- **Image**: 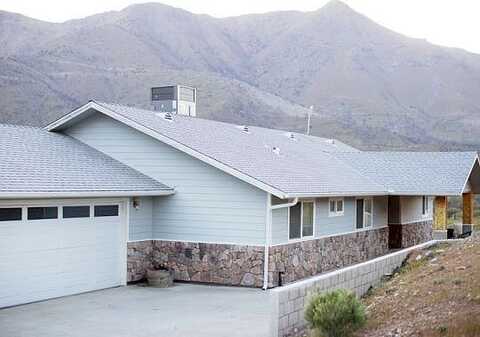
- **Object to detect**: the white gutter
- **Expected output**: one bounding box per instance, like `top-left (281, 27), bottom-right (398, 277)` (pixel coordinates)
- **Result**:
top-left (263, 196), bottom-right (299, 290)
top-left (0, 190), bottom-right (175, 199)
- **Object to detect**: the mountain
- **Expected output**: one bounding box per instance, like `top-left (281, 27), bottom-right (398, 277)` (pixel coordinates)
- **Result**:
top-left (1, 0), bottom-right (480, 150)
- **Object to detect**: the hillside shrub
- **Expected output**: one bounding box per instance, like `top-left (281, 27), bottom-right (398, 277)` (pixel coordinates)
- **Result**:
top-left (305, 289), bottom-right (366, 337)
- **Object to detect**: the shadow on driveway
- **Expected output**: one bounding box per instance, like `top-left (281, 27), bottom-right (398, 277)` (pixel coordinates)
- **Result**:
top-left (0, 284), bottom-right (272, 337)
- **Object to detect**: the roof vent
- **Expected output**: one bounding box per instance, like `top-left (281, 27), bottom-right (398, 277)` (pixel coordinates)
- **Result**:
top-left (286, 132), bottom-right (296, 140)
top-left (164, 112), bottom-right (173, 121)
top-left (272, 146), bottom-right (281, 155)
top-left (243, 125), bottom-right (249, 133)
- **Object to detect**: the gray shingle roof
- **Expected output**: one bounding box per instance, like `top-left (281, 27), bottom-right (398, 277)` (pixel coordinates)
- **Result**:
top-left (47, 101), bottom-right (478, 197)
top-left (0, 124), bottom-right (173, 196)
top-left (93, 102), bottom-right (390, 197)
top-left (334, 152), bottom-right (478, 196)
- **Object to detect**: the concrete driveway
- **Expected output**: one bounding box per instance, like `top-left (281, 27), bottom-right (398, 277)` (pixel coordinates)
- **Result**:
top-left (0, 284), bottom-right (272, 337)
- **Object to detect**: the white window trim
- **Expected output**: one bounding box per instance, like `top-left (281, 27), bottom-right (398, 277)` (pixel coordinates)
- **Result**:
top-left (364, 198), bottom-right (373, 228)
top-left (355, 197), bottom-right (374, 230)
top-left (328, 198), bottom-right (345, 217)
top-left (421, 196), bottom-right (430, 217)
top-left (288, 200), bottom-right (316, 241)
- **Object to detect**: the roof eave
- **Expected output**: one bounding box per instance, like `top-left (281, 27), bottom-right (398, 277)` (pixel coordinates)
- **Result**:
top-left (45, 101), bottom-right (98, 131)
top-left (461, 153), bottom-right (480, 194)
top-left (285, 190), bottom-right (468, 198)
top-left (284, 191), bottom-right (388, 198)
top-left (386, 191), bottom-right (463, 197)
top-left (0, 189), bottom-right (175, 199)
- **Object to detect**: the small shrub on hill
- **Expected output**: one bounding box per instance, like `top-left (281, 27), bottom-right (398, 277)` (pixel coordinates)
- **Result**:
top-left (305, 289), bottom-right (366, 337)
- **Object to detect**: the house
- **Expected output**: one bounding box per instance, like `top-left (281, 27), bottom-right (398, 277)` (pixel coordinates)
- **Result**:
top-left (1, 94), bottom-right (479, 308)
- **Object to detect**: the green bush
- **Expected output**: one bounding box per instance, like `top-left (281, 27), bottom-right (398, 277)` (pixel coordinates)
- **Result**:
top-left (305, 289), bottom-right (366, 337)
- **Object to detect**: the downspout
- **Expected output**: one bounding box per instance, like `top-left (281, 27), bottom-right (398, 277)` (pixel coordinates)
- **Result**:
top-left (263, 196), bottom-right (299, 290)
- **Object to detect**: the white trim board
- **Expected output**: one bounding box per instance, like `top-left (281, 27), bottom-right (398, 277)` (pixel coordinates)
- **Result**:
top-left (0, 190), bottom-right (174, 199)
top-left (126, 238), bottom-right (265, 247)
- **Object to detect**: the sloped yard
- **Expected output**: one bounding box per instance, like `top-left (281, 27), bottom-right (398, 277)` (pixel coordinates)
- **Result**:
top-left (356, 236), bottom-right (480, 337)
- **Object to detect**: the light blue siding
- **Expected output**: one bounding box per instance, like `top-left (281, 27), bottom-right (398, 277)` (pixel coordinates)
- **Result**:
top-left (65, 113), bottom-right (267, 245)
top-left (271, 196), bottom-right (389, 244)
top-left (316, 197), bottom-right (356, 236)
top-left (129, 197), bottom-right (153, 241)
top-left (372, 196), bottom-right (388, 227)
top-left (271, 207), bottom-right (288, 245)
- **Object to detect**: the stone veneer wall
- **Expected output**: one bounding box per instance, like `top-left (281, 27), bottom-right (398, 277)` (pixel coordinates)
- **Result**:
top-left (268, 227), bottom-right (389, 287)
top-left (127, 240), bottom-right (265, 287)
top-left (127, 241), bottom-right (154, 282)
top-left (270, 240), bottom-right (437, 337)
top-left (401, 220), bottom-right (433, 248)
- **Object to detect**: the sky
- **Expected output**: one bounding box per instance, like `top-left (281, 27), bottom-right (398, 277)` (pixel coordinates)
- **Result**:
top-left (1, 0), bottom-right (479, 54)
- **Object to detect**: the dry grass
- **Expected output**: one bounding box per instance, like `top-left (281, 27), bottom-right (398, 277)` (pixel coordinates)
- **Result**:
top-left (355, 237), bottom-right (480, 337)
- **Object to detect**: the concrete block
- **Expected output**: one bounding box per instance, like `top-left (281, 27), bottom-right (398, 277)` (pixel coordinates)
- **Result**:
top-left (299, 286), bottom-right (306, 297)
top-left (279, 315), bottom-right (289, 330)
top-left (279, 303), bottom-right (287, 317)
top-left (279, 291), bottom-right (289, 305)
top-left (288, 312), bottom-right (299, 327)
top-left (288, 288), bottom-right (299, 301)
top-left (286, 300), bottom-right (295, 314)
top-left (294, 297), bottom-right (303, 312)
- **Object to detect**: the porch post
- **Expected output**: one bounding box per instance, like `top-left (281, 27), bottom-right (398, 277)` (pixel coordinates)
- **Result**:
top-left (462, 192), bottom-right (474, 226)
top-left (433, 196), bottom-right (448, 240)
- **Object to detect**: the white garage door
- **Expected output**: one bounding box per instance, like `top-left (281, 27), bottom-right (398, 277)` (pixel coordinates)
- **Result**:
top-left (0, 199), bottom-right (127, 308)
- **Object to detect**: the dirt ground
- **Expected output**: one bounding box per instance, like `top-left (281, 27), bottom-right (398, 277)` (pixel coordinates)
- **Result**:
top-left (356, 236), bottom-right (480, 337)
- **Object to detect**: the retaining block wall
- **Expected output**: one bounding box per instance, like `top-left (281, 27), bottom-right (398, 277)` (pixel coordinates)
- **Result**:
top-left (269, 241), bottom-right (436, 337)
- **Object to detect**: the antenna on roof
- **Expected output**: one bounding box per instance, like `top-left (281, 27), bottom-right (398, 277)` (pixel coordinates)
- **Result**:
top-left (306, 106), bottom-right (313, 135)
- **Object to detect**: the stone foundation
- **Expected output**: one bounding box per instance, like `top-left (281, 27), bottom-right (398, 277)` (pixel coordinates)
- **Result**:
top-left (127, 240), bottom-right (265, 287)
top-left (151, 241), bottom-right (265, 287)
top-left (268, 227), bottom-right (389, 287)
top-left (389, 220), bottom-right (433, 249)
top-left (401, 220), bottom-right (433, 247)
top-left (127, 227), bottom-right (401, 288)
top-left (127, 241), bottom-right (154, 282)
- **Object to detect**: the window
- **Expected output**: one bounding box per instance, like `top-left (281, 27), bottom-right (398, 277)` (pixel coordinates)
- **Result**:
top-left (356, 198), bottom-right (372, 229)
top-left (289, 203), bottom-right (301, 239)
top-left (27, 207), bottom-right (58, 220)
top-left (0, 208), bottom-right (22, 221)
top-left (364, 198), bottom-right (373, 227)
top-left (422, 196), bottom-right (429, 215)
top-left (289, 201), bottom-right (314, 240)
top-left (328, 198), bottom-right (344, 216)
top-left (94, 205), bottom-right (119, 217)
top-left (302, 202), bottom-right (314, 237)
top-left (63, 206), bottom-right (90, 219)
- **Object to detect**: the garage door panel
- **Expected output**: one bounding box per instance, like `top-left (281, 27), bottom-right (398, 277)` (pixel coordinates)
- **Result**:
top-left (0, 200), bottom-right (126, 308)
